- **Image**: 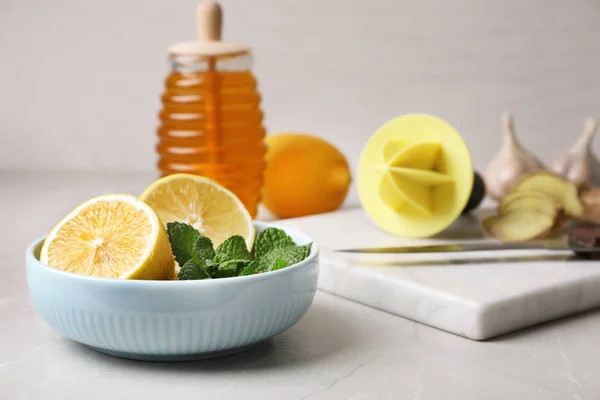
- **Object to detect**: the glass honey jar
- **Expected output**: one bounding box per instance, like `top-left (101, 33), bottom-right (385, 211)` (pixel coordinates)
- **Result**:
top-left (157, 1), bottom-right (266, 218)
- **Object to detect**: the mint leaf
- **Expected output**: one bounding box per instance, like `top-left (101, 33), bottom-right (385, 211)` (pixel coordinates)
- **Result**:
top-left (239, 260), bottom-right (259, 276)
top-left (271, 258), bottom-right (289, 271)
top-left (255, 228), bottom-right (294, 258)
top-left (214, 266), bottom-right (237, 278)
top-left (167, 222), bottom-right (201, 266)
top-left (257, 243), bottom-right (312, 272)
top-left (194, 236), bottom-right (215, 260)
top-left (215, 259), bottom-right (252, 278)
top-left (215, 236), bottom-right (252, 263)
top-left (214, 261), bottom-right (240, 278)
top-left (204, 258), bottom-right (219, 277)
top-left (298, 243), bottom-right (313, 258)
top-left (178, 259), bottom-right (210, 280)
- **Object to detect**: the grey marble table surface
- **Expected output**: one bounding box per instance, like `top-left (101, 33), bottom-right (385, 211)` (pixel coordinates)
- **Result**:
top-left (1, 171), bottom-right (600, 400)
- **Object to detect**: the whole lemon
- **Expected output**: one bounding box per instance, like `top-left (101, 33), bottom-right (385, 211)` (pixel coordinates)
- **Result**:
top-left (263, 133), bottom-right (351, 218)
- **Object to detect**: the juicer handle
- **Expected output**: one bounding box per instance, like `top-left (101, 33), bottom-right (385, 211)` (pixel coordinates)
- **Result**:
top-left (197, 1), bottom-right (222, 42)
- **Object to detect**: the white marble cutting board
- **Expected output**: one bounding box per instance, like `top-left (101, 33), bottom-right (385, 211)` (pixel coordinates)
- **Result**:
top-left (279, 208), bottom-right (600, 340)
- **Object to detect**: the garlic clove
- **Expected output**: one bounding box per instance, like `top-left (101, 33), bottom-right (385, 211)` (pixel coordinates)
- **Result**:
top-left (551, 118), bottom-right (600, 189)
top-left (589, 154), bottom-right (600, 187)
top-left (483, 113), bottom-right (545, 200)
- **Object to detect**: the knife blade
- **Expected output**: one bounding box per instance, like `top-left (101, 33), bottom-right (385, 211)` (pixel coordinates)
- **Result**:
top-left (336, 226), bottom-right (600, 258)
top-left (336, 242), bottom-right (573, 254)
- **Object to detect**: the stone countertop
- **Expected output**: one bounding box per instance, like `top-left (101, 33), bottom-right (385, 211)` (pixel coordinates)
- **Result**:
top-left (1, 171), bottom-right (600, 400)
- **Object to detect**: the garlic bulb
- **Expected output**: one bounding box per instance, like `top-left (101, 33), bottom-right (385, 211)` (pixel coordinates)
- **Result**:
top-left (580, 186), bottom-right (600, 223)
top-left (483, 113), bottom-right (545, 200)
top-left (551, 118), bottom-right (600, 189)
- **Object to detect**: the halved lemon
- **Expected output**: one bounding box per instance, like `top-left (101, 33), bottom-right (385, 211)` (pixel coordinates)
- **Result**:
top-left (40, 194), bottom-right (174, 280)
top-left (140, 174), bottom-right (255, 249)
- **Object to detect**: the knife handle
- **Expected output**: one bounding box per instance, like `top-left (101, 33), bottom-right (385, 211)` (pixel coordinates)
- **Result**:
top-left (568, 225), bottom-right (600, 259)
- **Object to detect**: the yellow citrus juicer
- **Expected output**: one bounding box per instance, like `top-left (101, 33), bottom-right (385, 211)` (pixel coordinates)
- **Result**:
top-left (358, 114), bottom-right (474, 238)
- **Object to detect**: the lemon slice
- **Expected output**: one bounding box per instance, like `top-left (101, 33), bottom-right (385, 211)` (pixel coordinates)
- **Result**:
top-left (140, 174), bottom-right (255, 249)
top-left (40, 194), bottom-right (174, 280)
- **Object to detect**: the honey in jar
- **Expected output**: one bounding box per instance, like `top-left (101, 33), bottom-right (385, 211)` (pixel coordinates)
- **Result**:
top-left (157, 1), bottom-right (265, 217)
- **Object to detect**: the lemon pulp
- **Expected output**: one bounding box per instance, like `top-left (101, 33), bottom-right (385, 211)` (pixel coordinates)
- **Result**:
top-left (40, 194), bottom-right (174, 280)
top-left (140, 174), bottom-right (255, 249)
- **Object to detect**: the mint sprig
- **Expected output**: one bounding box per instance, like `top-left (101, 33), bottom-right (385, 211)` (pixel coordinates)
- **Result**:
top-left (166, 222), bottom-right (312, 280)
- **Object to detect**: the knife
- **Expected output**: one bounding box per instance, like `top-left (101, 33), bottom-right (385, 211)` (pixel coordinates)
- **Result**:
top-left (336, 227), bottom-right (600, 259)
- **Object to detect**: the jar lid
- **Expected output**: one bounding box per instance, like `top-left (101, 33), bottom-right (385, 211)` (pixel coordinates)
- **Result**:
top-left (169, 1), bottom-right (250, 57)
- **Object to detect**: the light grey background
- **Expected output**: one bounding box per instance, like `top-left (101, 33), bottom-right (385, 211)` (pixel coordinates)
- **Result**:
top-left (1, 0), bottom-right (600, 173)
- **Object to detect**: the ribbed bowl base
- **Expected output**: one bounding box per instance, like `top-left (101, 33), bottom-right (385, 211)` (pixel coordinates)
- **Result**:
top-left (88, 341), bottom-right (263, 361)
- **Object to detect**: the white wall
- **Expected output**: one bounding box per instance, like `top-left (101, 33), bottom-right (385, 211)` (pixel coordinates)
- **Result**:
top-left (2, 0), bottom-right (600, 173)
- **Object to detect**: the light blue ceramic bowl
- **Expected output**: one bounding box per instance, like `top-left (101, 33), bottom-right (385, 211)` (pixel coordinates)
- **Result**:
top-left (26, 222), bottom-right (319, 361)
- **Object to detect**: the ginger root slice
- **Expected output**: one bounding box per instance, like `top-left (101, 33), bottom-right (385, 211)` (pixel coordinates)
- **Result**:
top-left (514, 172), bottom-right (583, 218)
top-left (482, 211), bottom-right (555, 242)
